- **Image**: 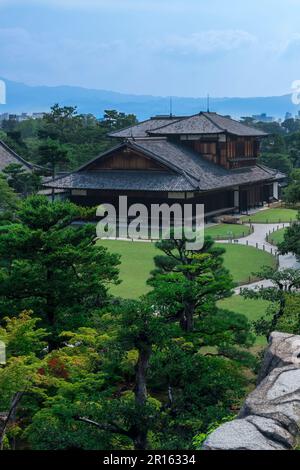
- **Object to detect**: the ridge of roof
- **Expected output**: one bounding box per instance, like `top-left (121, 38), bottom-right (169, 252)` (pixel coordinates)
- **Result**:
top-left (148, 111), bottom-right (267, 137)
top-left (108, 118), bottom-right (153, 137)
top-left (0, 139), bottom-right (34, 169)
top-left (201, 112), bottom-right (268, 136)
top-left (108, 116), bottom-right (183, 138)
top-left (149, 114), bottom-right (222, 136)
top-left (144, 114), bottom-right (193, 133)
top-left (200, 112), bottom-right (226, 132)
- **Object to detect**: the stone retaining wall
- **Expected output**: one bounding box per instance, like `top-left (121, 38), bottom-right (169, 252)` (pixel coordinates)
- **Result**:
top-left (203, 332), bottom-right (300, 450)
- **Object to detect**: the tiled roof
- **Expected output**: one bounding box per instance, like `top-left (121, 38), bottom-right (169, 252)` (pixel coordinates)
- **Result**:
top-left (201, 112), bottom-right (267, 137)
top-left (131, 139), bottom-right (279, 190)
top-left (108, 116), bottom-right (182, 138)
top-left (44, 171), bottom-right (195, 192)
top-left (45, 138), bottom-right (282, 193)
top-left (0, 140), bottom-right (34, 172)
top-left (149, 112), bottom-right (267, 137)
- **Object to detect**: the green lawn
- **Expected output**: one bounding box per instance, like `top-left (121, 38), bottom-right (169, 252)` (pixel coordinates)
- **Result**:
top-left (218, 296), bottom-right (270, 346)
top-left (240, 208), bottom-right (298, 224)
top-left (267, 227), bottom-right (286, 246)
top-left (205, 224), bottom-right (251, 240)
top-left (99, 240), bottom-right (276, 299)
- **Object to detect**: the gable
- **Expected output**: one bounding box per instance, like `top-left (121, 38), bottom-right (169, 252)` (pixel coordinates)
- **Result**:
top-left (83, 146), bottom-right (170, 172)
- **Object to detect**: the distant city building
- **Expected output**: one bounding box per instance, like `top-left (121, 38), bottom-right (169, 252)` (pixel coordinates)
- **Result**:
top-left (252, 113), bottom-right (275, 123)
top-left (285, 112), bottom-right (293, 121)
top-left (32, 112), bottom-right (46, 119)
top-left (0, 111), bottom-right (46, 123)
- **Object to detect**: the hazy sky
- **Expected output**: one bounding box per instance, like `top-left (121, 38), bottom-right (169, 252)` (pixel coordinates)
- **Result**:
top-left (1, 0), bottom-right (300, 97)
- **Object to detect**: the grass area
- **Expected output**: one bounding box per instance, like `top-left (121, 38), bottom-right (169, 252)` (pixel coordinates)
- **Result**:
top-left (205, 224), bottom-right (251, 240)
top-left (99, 240), bottom-right (276, 299)
top-left (240, 208), bottom-right (298, 224)
top-left (267, 227), bottom-right (286, 246)
top-left (218, 296), bottom-right (270, 346)
top-left (219, 244), bottom-right (276, 285)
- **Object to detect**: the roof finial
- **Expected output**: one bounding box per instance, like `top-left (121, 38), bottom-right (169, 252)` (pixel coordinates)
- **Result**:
top-left (169, 96), bottom-right (173, 117)
top-left (207, 93), bottom-right (210, 113)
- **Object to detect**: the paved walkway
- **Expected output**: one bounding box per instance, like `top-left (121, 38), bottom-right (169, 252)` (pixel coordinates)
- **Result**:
top-left (215, 222), bottom-right (300, 293)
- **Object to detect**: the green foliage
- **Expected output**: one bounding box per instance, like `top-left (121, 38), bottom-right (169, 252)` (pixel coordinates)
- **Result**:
top-left (276, 294), bottom-right (300, 334)
top-left (259, 153), bottom-right (292, 175)
top-left (1, 104), bottom-right (138, 171)
top-left (283, 170), bottom-right (300, 205)
top-left (37, 139), bottom-right (69, 175)
top-left (0, 195), bottom-right (120, 347)
top-left (241, 268), bottom-right (300, 337)
top-left (0, 311), bottom-right (47, 357)
top-left (148, 236), bottom-right (235, 332)
top-left (279, 213), bottom-right (300, 257)
top-left (3, 163), bottom-right (41, 196)
top-left (0, 175), bottom-right (19, 212)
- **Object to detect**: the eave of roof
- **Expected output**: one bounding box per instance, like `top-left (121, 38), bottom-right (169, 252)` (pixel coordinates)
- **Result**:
top-left (43, 170), bottom-right (196, 192)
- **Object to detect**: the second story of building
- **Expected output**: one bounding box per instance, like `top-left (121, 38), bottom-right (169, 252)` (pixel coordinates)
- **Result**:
top-left (109, 111), bottom-right (267, 171)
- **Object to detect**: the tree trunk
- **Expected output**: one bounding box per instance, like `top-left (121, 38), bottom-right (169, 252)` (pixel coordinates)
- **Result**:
top-left (51, 165), bottom-right (55, 203)
top-left (179, 301), bottom-right (195, 332)
top-left (132, 343), bottom-right (152, 450)
top-left (134, 343), bottom-right (152, 407)
top-left (270, 295), bottom-right (286, 333)
top-left (133, 430), bottom-right (148, 451)
top-left (0, 392), bottom-right (23, 450)
top-left (46, 269), bottom-right (58, 352)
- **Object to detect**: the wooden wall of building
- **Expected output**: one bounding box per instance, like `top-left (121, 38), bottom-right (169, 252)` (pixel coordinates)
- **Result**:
top-left (85, 149), bottom-right (167, 171)
top-left (187, 136), bottom-right (260, 169)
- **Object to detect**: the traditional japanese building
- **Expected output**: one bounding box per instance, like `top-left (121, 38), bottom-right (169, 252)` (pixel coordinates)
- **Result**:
top-left (44, 112), bottom-right (285, 217)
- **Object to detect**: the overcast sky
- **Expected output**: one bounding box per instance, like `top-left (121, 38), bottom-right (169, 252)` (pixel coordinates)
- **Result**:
top-left (1, 0), bottom-right (300, 97)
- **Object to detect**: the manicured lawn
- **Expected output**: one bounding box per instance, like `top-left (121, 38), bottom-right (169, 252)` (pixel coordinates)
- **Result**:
top-left (205, 224), bottom-right (251, 240)
top-left (267, 227), bottom-right (286, 246)
top-left (240, 208), bottom-right (298, 224)
top-left (99, 240), bottom-right (276, 299)
top-left (101, 240), bottom-right (157, 299)
top-left (218, 244), bottom-right (276, 285)
top-left (218, 296), bottom-right (271, 346)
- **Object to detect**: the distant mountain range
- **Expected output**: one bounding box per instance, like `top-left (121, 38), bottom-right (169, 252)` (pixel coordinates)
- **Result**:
top-left (1, 77), bottom-right (300, 120)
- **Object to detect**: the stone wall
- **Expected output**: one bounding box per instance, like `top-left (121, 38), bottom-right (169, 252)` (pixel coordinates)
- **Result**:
top-left (203, 332), bottom-right (300, 450)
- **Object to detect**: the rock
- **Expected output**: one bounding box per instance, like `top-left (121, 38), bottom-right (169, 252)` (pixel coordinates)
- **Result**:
top-left (203, 331), bottom-right (300, 451)
top-left (257, 332), bottom-right (300, 383)
top-left (239, 364), bottom-right (300, 436)
top-left (202, 420), bottom-right (286, 450)
top-left (245, 416), bottom-right (293, 449)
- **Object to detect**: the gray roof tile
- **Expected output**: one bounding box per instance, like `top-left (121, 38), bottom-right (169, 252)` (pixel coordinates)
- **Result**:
top-left (44, 171), bottom-right (195, 192)
top-left (108, 116), bottom-right (181, 138)
top-left (149, 112), bottom-right (267, 137)
top-left (0, 140), bottom-right (34, 171)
